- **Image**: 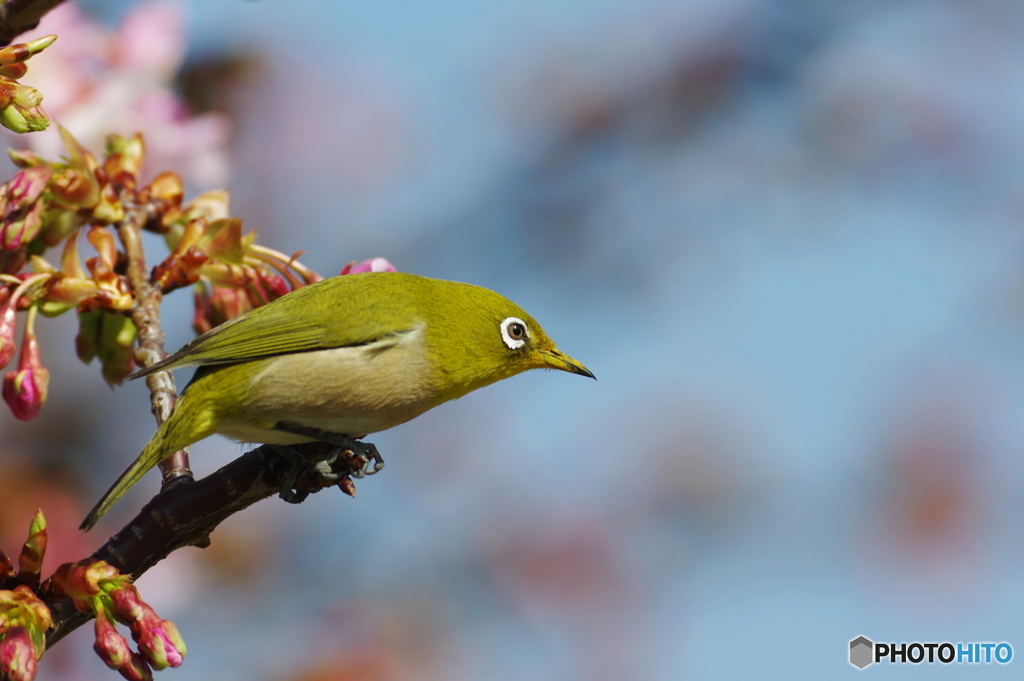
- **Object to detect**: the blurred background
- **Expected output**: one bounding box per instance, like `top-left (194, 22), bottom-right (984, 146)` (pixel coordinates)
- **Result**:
top-left (2, 0), bottom-right (1024, 678)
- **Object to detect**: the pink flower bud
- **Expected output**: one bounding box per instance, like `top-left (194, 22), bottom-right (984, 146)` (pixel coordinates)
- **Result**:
top-left (0, 291), bottom-right (15, 370)
top-left (6, 150), bottom-right (43, 169)
top-left (109, 588), bottom-right (185, 670)
top-left (2, 585), bottom-right (52, 634)
top-left (0, 166), bottom-right (51, 250)
top-left (132, 618), bottom-right (185, 670)
top-left (339, 257), bottom-right (397, 275)
top-left (192, 282), bottom-right (250, 334)
top-left (107, 586), bottom-right (144, 623)
top-left (6, 166), bottom-right (50, 211)
top-left (119, 651), bottom-right (153, 681)
top-left (94, 608), bottom-right (131, 669)
top-left (0, 627), bottom-right (36, 681)
top-left (2, 361), bottom-right (48, 421)
top-left (2, 326), bottom-right (48, 421)
top-left (255, 268), bottom-right (290, 301)
top-left (93, 608), bottom-right (154, 681)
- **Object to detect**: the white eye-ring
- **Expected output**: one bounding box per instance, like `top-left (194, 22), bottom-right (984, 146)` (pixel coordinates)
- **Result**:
top-left (500, 317), bottom-right (528, 349)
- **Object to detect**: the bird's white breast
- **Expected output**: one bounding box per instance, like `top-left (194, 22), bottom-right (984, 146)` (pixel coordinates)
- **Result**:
top-left (216, 325), bottom-right (438, 443)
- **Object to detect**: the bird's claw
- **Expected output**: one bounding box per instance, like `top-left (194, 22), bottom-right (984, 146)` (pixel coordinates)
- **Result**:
top-left (351, 442), bottom-right (385, 479)
top-left (312, 449), bottom-right (341, 482)
top-left (269, 435), bottom-right (383, 502)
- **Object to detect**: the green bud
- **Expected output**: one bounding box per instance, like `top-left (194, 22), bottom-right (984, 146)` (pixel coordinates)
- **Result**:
top-left (0, 102), bottom-right (48, 134)
top-left (39, 209), bottom-right (86, 248)
top-left (0, 35), bottom-right (57, 66)
top-left (7, 149), bottom-right (44, 168)
top-left (11, 83), bottom-right (41, 109)
top-left (17, 510), bottom-right (46, 587)
top-left (97, 313), bottom-right (137, 385)
top-left (75, 311), bottom-right (102, 364)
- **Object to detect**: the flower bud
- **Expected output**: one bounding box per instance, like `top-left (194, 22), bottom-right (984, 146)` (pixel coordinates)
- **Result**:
top-left (109, 590), bottom-right (185, 670)
top-left (16, 511), bottom-right (46, 588)
top-left (10, 84), bottom-right (40, 109)
top-left (92, 607), bottom-right (155, 681)
top-left (93, 608), bottom-right (131, 669)
top-left (246, 267), bottom-right (290, 307)
top-left (197, 218), bottom-right (243, 262)
top-left (0, 99), bottom-right (49, 134)
top-left (0, 166), bottom-right (53, 250)
top-left (184, 190), bottom-right (229, 222)
top-left (0, 627), bottom-right (36, 681)
top-left (44, 277), bottom-right (99, 308)
top-left (91, 179), bottom-right (124, 225)
top-left (2, 355), bottom-right (48, 421)
top-left (0, 35), bottom-right (57, 67)
top-left (192, 281), bottom-right (250, 334)
top-left (50, 167), bottom-right (98, 209)
top-left (0, 290), bottom-right (15, 370)
top-left (134, 618), bottom-right (185, 670)
top-left (86, 226), bottom-right (119, 274)
top-left (38, 209), bottom-right (85, 249)
top-left (144, 172), bottom-right (183, 206)
top-left (340, 257), bottom-right (397, 275)
top-left (119, 651), bottom-right (153, 681)
top-left (0, 63), bottom-right (26, 80)
top-left (2, 311), bottom-right (48, 421)
top-left (75, 311), bottom-right (101, 365)
top-left (49, 560), bottom-right (122, 602)
top-left (0, 586), bottom-right (50, 681)
top-left (6, 150), bottom-right (43, 169)
top-left (96, 314), bottom-right (137, 386)
top-left (103, 134), bottom-right (145, 190)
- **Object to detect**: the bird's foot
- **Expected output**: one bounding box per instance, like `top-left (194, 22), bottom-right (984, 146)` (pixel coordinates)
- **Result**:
top-left (350, 441), bottom-right (385, 479)
top-left (274, 422), bottom-right (386, 478)
top-left (272, 422), bottom-right (386, 492)
top-left (269, 444), bottom-right (313, 503)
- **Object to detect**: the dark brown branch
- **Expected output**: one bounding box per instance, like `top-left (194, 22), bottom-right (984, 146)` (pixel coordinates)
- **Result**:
top-left (0, 0), bottom-right (64, 46)
top-left (46, 441), bottom-right (366, 646)
top-left (118, 200), bottom-right (193, 484)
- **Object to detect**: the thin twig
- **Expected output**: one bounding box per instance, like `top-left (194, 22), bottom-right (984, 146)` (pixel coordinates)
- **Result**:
top-left (117, 202), bottom-right (193, 484)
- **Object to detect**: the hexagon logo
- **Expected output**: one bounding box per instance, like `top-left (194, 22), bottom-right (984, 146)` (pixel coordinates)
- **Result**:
top-left (850, 636), bottom-right (874, 669)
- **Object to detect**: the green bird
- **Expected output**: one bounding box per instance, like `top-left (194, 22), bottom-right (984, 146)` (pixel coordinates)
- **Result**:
top-left (81, 271), bottom-right (593, 530)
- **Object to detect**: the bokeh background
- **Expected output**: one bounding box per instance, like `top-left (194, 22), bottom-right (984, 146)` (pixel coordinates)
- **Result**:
top-left (2, 0), bottom-right (1024, 678)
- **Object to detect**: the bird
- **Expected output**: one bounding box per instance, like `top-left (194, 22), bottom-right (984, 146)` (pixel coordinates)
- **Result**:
top-left (81, 271), bottom-right (593, 530)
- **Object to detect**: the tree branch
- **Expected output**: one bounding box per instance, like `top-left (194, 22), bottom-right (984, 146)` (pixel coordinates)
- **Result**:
top-left (0, 0), bottom-right (64, 46)
top-left (46, 441), bottom-right (366, 646)
top-left (117, 202), bottom-right (192, 484)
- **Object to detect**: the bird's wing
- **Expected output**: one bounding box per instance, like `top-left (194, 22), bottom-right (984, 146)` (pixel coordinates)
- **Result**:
top-left (132, 274), bottom-right (420, 378)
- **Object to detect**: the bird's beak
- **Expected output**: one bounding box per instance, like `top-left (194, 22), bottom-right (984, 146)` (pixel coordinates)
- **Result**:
top-left (540, 349), bottom-right (596, 379)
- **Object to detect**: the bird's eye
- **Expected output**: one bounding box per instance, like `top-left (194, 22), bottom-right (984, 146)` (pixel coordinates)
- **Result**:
top-left (500, 317), bottom-right (528, 349)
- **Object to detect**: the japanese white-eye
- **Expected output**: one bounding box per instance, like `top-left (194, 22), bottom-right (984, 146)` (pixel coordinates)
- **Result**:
top-left (81, 272), bottom-right (593, 530)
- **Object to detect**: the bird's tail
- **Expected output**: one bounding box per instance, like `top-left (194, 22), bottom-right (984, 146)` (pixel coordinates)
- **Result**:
top-left (80, 403), bottom-right (211, 531)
